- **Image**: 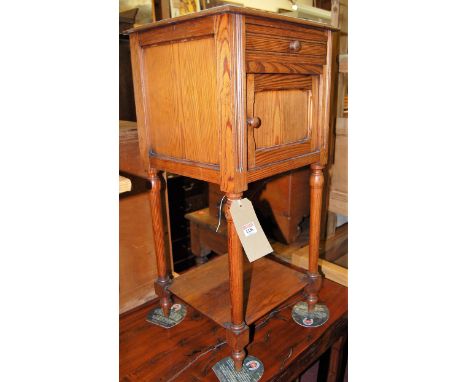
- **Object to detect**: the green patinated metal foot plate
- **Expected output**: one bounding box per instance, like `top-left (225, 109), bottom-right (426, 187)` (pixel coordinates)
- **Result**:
top-left (292, 302), bottom-right (329, 328)
top-left (213, 355), bottom-right (264, 381)
top-left (146, 303), bottom-right (186, 328)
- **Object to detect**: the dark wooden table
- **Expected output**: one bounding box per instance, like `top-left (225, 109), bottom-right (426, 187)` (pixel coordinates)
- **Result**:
top-left (120, 278), bottom-right (347, 381)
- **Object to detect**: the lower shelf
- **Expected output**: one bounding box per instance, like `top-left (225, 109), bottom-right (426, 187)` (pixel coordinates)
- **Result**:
top-left (169, 255), bottom-right (308, 327)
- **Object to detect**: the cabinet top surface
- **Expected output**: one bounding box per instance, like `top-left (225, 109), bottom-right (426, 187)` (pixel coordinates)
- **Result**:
top-left (126, 4), bottom-right (339, 35)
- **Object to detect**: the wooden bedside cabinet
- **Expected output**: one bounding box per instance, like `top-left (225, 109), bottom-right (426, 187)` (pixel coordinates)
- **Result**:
top-left (128, 5), bottom-right (338, 372)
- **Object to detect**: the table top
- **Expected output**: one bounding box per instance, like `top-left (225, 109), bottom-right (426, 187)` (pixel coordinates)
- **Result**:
top-left (126, 4), bottom-right (339, 35)
top-left (120, 278), bottom-right (347, 381)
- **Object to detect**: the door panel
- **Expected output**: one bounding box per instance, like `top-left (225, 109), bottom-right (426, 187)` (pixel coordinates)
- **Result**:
top-left (253, 89), bottom-right (310, 148)
top-left (247, 73), bottom-right (320, 169)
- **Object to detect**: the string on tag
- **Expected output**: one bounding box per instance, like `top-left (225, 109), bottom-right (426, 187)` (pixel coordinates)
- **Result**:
top-left (215, 195), bottom-right (226, 233)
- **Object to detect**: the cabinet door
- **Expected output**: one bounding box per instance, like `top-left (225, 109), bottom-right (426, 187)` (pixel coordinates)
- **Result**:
top-left (247, 73), bottom-right (321, 169)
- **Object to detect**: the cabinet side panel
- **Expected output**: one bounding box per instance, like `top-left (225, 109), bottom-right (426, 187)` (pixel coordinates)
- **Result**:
top-left (143, 37), bottom-right (219, 165)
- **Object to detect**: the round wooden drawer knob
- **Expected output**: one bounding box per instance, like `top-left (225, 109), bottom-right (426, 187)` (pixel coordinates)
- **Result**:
top-left (289, 40), bottom-right (302, 52)
top-left (247, 116), bottom-right (261, 128)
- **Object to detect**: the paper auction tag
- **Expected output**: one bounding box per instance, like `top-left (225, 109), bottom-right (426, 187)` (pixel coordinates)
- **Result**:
top-left (229, 198), bottom-right (273, 262)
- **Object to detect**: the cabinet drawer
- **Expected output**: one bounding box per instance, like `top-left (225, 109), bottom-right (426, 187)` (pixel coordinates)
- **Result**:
top-left (246, 33), bottom-right (327, 57)
top-left (245, 19), bottom-right (327, 74)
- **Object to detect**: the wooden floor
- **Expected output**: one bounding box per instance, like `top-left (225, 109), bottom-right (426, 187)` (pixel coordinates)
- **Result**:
top-left (120, 278), bottom-right (347, 381)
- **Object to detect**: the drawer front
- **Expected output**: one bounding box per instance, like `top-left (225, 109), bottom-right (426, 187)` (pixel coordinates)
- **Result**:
top-left (245, 18), bottom-right (327, 75)
top-left (246, 33), bottom-right (327, 57)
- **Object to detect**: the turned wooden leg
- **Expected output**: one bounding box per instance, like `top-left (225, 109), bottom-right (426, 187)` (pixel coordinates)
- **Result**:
top-left (148, 168), bottom-right (172, 317)
top-left (224, 192), bottom-right (249, 372)
top-left (306, 164), bottom-right (325, 313)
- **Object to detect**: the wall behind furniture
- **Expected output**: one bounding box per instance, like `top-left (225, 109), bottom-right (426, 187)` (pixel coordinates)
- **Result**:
top-left (120, 0), bottom-right (316, 25)
top-left (233, 0), bottom-right (313, 12)
top-left (120, 0), bottom-right (153, 24)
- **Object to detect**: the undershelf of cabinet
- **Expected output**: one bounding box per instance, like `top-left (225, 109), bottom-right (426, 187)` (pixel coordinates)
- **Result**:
top-left (169, 254), bottom-right (308, 327)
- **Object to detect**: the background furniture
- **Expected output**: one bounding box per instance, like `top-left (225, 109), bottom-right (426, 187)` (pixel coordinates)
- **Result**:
top-left (322, 0), bottom-right (347, 271)
top-left (119, 121), bottom-right (209, 313)
top-left (167, 175), bottom-right (208, 271)
top-left (120, 121), bottom-right (160, 313)
top-left (209, 167), bottom-right (310, 244)
top-left (185, 207), bottom-right (348, 286)
top-left (326, 53), bottom-right (347, 231)
top-left (128, 5), bottom-right (339, 370)
top-left (120, 11), bottom-right (138, 122)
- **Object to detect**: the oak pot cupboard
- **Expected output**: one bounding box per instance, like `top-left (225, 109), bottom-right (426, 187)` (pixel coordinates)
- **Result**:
top-left (127, 5), bottom-right (338, 372)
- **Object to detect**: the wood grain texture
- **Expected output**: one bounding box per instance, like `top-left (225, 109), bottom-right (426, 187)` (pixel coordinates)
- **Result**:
top-left (245, 18), bottom-right (328, 43)
top-left (246, 59), bottom-right (324, 75)
top-left (130, 7), bottom-right (336, 186)
top-left (246, 74), bottom-right (256, 170)
top-left (246, 33), bottom-right (327, 57)
top-left (310, 75), bottom-right (321, 153)
top-left (215, 13), bottom-right (248, 193)
top-left (319, 31), bottom-right (339, 166)
top-left (129, 34), bottom-right (150, 173)
top-left (169, 254), bottom-right (308, 327)
top-left (305, 164), bottom-right (325, 312)
top-left (246, 24), bottom-right (327, 74)
top-left (225, 192), bottom-right (244, 327)
top-left (309, 165), bottom-right (325, 274)
top-left (247, 71), bottom-right (322, 172)
top-left (254, 74), bottom-right (312, 92)
top-left (247, 152), bottom-right (321, 183)
top-left (247, 73), bottom-right (317, 171)
top-left (254, 90), bottom-right (309, 148)
top-left (148, 169), bottom-right (172, 317)
top-left (144, 37), bottom-right (219, 165)
top-left (119, 192), bottom-right (157, 314)
top-left (120, 279), bottom-right (347, 381)
top-left (150, 156), bottom-right (220, 184)
top-left (224, 192), bottom-right (247, 370)
top-left (254, 142), bottom-right (314, 167)
top-left (246, 50), bottom-right (326, 68)
top-left (127, 8), bottom-right (338, 369)
top-left (138, 15), bottom-right (214, 46)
